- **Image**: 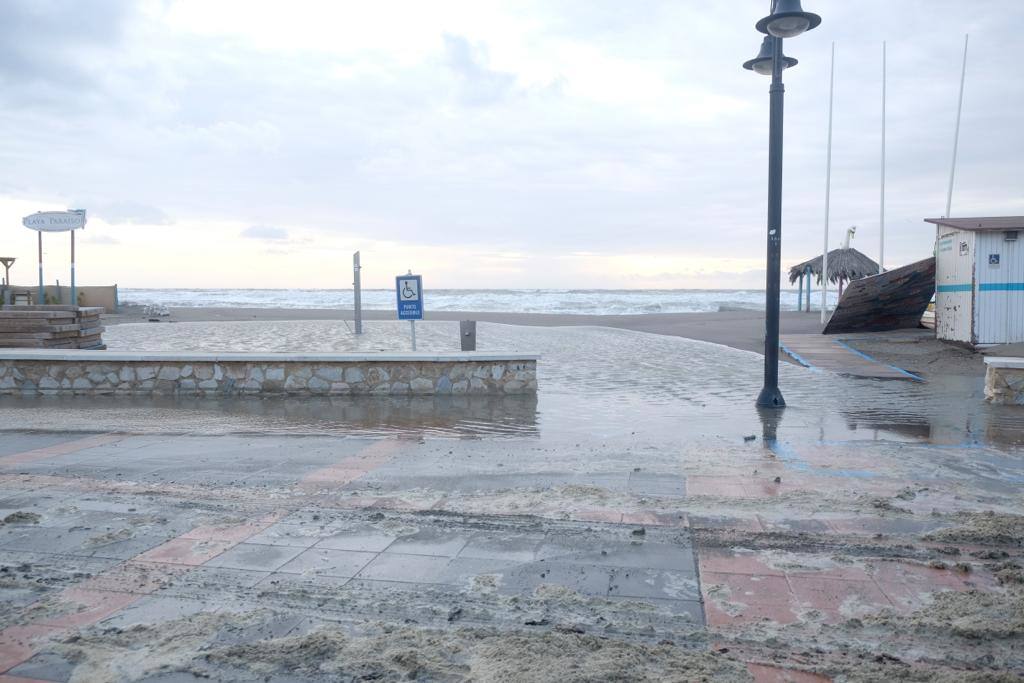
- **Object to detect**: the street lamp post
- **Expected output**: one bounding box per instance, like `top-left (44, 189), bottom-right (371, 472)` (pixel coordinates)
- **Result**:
top-left (744, 0), bottom-right (820, 409)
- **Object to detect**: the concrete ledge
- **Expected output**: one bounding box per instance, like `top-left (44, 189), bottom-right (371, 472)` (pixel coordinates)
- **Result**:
top-left (984, 357), bottom-right (1024, 405)
top-left (984, 357), bottom-right (1024, 369)
top-left (0, 350), bottom-right (539, 363)
top-left (0, 352), bottom-right (538, 397)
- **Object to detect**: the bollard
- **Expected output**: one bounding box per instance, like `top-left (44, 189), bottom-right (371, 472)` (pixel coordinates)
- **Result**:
top-left (460, 320), bottom-right (476, 351)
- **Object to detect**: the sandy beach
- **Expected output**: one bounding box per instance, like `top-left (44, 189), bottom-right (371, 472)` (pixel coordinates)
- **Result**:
top-left (107, 305), bottom-right (826, 355)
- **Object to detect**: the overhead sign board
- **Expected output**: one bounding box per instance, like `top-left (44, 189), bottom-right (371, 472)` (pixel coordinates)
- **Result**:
top-left (396, 274), bottom-right (423, 320)
top-left (22, 210), bottom-right (87, 232)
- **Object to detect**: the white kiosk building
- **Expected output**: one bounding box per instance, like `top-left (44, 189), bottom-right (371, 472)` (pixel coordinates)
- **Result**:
top-left (926, 216), bottom-right (1024, 346)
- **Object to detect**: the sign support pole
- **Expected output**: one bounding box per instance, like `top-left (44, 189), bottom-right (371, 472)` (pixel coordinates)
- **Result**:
top-left (353, 251), bottom-right (363, 335)
top-left (70, 230), bottom-right (76, 306)
top-left (37, 232), bottom-right (44, 304)
top-left (410, 320), bottom-right (417, 351)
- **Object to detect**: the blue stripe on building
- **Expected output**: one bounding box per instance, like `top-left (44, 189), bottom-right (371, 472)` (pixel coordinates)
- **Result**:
top-left (936, 284), bottom-right (972, 293)
top-left (979, 282), bottom-right (1024, 292)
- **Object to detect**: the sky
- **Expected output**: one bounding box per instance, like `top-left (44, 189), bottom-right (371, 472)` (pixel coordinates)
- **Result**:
top-left (0, 0), bottom-right (1021, 290)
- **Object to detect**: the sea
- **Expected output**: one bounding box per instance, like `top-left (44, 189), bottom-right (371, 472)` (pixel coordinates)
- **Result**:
top-left (119, 288), bottom-right (840, 316)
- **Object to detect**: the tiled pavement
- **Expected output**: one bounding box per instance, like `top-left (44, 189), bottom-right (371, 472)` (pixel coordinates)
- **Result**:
top-left (0, 431), bottom-right (1017, 681)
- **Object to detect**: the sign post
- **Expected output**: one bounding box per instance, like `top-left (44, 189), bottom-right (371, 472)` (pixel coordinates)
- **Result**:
top-left (395, 272), bottom-right (423, 351)
top-left (353, 251), bottom-right (363, 335)
top-left (22, 210), bottom-right (87, 306)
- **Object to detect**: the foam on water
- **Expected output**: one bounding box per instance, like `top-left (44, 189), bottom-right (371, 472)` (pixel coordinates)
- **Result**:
top-left (119, 288), bottom-right (842, 315)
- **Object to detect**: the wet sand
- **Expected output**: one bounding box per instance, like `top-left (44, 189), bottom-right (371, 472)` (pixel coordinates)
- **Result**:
top-left (108, 305), bottom-right (825, 355)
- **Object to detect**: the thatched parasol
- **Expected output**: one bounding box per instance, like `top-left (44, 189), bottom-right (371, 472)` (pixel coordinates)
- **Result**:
top-left (788, 248), bottom-right (879, 285)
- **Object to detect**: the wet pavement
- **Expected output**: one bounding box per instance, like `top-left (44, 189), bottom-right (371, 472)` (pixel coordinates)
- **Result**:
top-left (0, 322), bottom-right (1021, 680)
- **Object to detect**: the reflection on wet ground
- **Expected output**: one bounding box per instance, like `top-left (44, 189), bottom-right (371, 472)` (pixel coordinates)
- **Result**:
top-left (0, 320), bottom-right (1019, 449)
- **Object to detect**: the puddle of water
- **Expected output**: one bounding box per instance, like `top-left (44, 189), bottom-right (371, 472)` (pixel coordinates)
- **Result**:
top-left (0, 320), bottom-right (1019, 449)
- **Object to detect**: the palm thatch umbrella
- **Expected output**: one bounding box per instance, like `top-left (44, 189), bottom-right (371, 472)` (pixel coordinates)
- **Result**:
top-left (789, 248), bottom-right (879, 297)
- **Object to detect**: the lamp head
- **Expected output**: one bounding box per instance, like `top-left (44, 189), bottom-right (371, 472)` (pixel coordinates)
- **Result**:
top-left (743, 36), bottom-right (797, 75)
top-left (756, 0), bottom-right (821, 38)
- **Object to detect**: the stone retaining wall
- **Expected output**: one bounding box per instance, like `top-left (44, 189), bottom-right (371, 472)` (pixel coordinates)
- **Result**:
top-left (984, 358), bottom-right (1024, 405)
top-left (0, 351), bottom-right (538, 396)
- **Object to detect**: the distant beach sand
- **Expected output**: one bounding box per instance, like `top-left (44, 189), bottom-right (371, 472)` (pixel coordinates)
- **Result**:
top-left (106, 305), bottom-right (824, 355)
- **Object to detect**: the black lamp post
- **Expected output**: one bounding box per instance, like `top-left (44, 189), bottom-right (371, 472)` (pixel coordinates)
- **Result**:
top-left (744, 0), bottom-right (820, 409)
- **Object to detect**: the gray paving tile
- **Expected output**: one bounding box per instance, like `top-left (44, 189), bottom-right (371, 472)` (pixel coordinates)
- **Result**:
top-left (458, 532), bottom-right (542, 562)
top-left (356, 553), bottom-right (451, 583)
top-left (99, 595), bottom-right (214, 628)
top-left (627, 472), bottom-right (686, 497)
top-left (244, 522), bottom-right (325, 548)
top-left (277, 548), bottom-right (376, 578)
top-left (256, 572), bottom-right (353, 597)
top-left (436, 557), bottom-right (516, 586)
top-left (157, 567), bottom-right (270, 597)
top-left (386, 529), bottom-right (469, 557)
top-left (204, 543), bottom-right (306, 572)
top-left (608, 567), bottom-right (700, 601)
top-left (605, 596), bottom-right (705, 624)
top-left (8, 650), bottom-right (76, 682)
top-left (316, 529), bottom-right (397, 553)
top-left (536, 536), bottom-right (695, 571)
top-left (501, 561), bottom-right (612, 597)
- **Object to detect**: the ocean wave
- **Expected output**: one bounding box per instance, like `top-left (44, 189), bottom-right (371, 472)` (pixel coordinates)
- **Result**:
top-left (119, 288), bottom-right (841, 316)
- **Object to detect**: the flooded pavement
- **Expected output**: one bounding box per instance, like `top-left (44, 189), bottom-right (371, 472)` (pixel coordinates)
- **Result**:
top-left (0, 321), bottom-right (1022, 680)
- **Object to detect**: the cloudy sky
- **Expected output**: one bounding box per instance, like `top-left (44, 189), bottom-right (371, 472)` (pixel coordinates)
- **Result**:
top-left (0, 0), bottom-right (1021, 289)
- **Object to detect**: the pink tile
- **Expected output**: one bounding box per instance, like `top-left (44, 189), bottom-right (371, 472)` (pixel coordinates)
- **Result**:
top-left (134, 537), bottom-right (235, 566)
top-left (0, 625), bottom-right (63, 673)
top-left (621, 511), bottom-right (688, 527)
top-left (787, 575), bottom-right (892, 622)
top-left (77, 561), bottom-right (186, 594)
top-left (36, 589), bottom-right (138, 628)
top-left (181, 512), bottom-right (283, 542)
top-left (0, 434), bottom-right (122, 467)
top-left (571, 509), bottom-right (623, 524)
top-left (704, 598), bottom-right (800, 627)
top-left (686, 477), bottom-right (747, 498)
top-left (702, 572), bottom-right (793, 605)
top-left (698, 549), bottom-right (784, 577)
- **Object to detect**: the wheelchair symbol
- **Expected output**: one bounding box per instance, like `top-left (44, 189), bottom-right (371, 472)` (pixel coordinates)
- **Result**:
top-left (402, 282), bottom-right (416, 299)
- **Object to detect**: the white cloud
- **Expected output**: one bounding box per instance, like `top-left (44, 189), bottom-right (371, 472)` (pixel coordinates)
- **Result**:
top-left (0, 0), bottom-right (1021, 288)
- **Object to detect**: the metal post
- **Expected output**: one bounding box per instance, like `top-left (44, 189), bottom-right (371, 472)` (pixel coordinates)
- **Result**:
top-left (410, 320), bottom-right (417, 351)
top-left (757, 35), bottom-right (786, 409)
top-left (945, 34), bottom-right (968, 218)
top-left (797, 272), bottom-right (803, 313)
top-left (37, 232), bottom-right (44, 304)
top-left (821, 42), bottom-right (834, 323)
top-left (353, 251), bottom-right (363, 334)
top-left (879, 41), bottom-right (886, 272)
top-left (70, 229), bottom-right (76, 307)
top-left (804, 265), bottom-right (812, 311)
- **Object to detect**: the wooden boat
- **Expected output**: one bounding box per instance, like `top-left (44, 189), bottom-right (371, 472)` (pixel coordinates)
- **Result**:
top-left (823, 257), bottom-right (935, 334)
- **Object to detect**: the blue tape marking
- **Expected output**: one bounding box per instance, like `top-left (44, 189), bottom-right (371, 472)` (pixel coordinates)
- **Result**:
top-left (778, 343), bottom-right (821, 372)
top-left (766, 438), bottom-right (878, 479)
top-left (832, 340), bottom-right (925, 382)
top-left (979, 282), bottom-right (1024, 292)
top-left (937, 284), bottom-right (972, 292)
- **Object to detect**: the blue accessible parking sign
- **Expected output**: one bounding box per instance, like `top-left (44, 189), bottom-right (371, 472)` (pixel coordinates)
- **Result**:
top-left (396, 274), bottom-right (423, 320)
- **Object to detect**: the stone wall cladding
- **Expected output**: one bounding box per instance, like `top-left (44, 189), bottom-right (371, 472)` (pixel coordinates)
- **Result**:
top-left (0, 359), bottom-right (537, 396)
top-left (985, 365), bottom-right (1024, 405)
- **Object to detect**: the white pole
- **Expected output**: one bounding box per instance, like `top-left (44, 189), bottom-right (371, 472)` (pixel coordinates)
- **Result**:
top-left (410, 320), bottom-right (417, 351)
top-left (821, 42), bottom-right (835, 324)
top-left (945, 34), bottom-right (968, 218)
top-left (879, 41), bottom-right (886, 272)
top-left (353, 251), bottom-right (363, 335)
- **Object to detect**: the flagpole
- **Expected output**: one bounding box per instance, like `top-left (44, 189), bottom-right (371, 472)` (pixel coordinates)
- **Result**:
top-left (945, 34), bottom-right (968, 217)
top-left (879, 41), bottom-right (886, 272)
top-left (820, 41), bottom-right (835, 324)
